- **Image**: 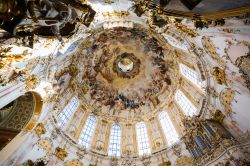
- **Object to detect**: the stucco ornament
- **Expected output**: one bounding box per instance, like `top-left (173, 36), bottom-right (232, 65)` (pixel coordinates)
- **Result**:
top-left (172, 144), bottom-right (182, 157)
top-left (65, 159), bottom-right (83, 166)
top-left (212, 66), bottom-right (227, 85)
top-left (0, 68), bottom-right (27, 85)
top-left (110, 157), bottom-right (118, 166)
top-left (213, 109), bottom-right (225, 123)
top-left (236, 53), bottom-right (250, 91)
top-left (25, 74), bottom-right (39, 90)
top-left (121, 156), bottom-right (136, 166)
top-left (175, 156), bottom-right (193, 166)
top-left (34, 123), bottom-right (46, 137)
top-left (37, 138), bottom-right (53, 155)
top-left (175, 23), bottom-right (199, 38)
top-left (141, 155), bottom-right (151, 166)
top-left (202, 37), bottom-right (225, 68)
top-left (159, 161), bottom-right (171, 166)
top-left (220, 88), bottom-right (235, 117)
top-left (0, 46), bottom-right (30, 69)
top-left (54, 147), bottom-right (68, 161)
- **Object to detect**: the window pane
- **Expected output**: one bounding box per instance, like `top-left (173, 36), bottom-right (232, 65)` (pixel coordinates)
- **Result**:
top-left (108, 124), bottom-right (122, 156)
top-left (58, 96), bottom-right (79, 127)
top-left (180, 64), bottom-right (205, 91)
top-left (159, 111), bottom-right (179, 146)
top-left (175, 90), bottom-right (197, 116)
top-left (136, 122), bottom-right (151, 156)
top-left (78, 114), bottom-right (97, 148)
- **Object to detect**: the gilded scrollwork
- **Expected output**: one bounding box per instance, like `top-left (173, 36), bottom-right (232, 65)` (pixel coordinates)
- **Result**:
top-left (213, 110), bottom-right (225, 123)
top-left (220, 88), bottom-right (235, 117)
top-left (110, 157), bottom-right (118, 166)
top-left (34, 123), bottom-right (46, 137)
top-left (236, 53), bottom-right (250, 91)
top-left (102, 11), bottom-right (129, 18)
top-left (175, 156), bottom-right (193, 166)
top-left (202, 37), bottom-right (225, 68)
top-left (141, 155), bottom-right (151, 166)
top-left (0, 68), bottom-right (27, 85)
top-left (65, 159), bottom-right (83, 166)
top-left (172, 144), bottom-right (181, 157)
top-left (25, 74), bottom-right (39, 90)
top-left (175, 23), bottom-right (199, 38)
top-left (54, 147), bottom-right (68, 161)
top-left (37, 138), bottom-right (53, 155)
top-left (0, 46), bottom-right (30, 69)
top-left (211, 67), bottom-right (227, 85)
top-left (208, 88), bottom-right (219, 98)
top-left (158, 161), bottom-right (171, 166)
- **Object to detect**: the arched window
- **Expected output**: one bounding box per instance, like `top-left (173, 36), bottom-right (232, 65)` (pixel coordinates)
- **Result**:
top-left (175, 90), bottom-right (197, 116)
top-left (58, 96), bottom-right (79, 127)
top-left (78, 114), bottom-right (97, 148)
top-left (180, 64), bottom-right (204, 90)
top-left (158, 111), bottom-right (179, 146)
top-left (136, 122), bottom-right (151, 156)
top-left (108, 124), bottom-right (122, 156)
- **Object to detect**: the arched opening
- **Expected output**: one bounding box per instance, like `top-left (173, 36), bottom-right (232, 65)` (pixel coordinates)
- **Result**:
top-left (0, 92), bottom-right (43, 150)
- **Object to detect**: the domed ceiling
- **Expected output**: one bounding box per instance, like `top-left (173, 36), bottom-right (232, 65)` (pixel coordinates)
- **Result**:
top-left (3, 0), bottom-right (250, 165)
top-left (72, 26), bottom-right (181, 121)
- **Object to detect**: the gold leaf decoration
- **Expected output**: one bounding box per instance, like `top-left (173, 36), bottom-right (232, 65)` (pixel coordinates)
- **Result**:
top-left (34, 123), bottom-right (46, 137)
top-left (54, 147), bottom-right (68, 161)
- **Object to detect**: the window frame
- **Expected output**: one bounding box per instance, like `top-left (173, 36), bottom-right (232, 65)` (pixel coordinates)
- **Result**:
top-left (136, 122), bottom-right (151, 156)
top-left (78, 114), bottom-right (97, 148)
top-left (57, 96), bottom-right (79, 128)
top-left (158, 111), bottom-right (179, 146)
top-left (108, 124), bottom-right (122, 157)
top-left (175, 90), bottom-right (197, 116)
top-left (179, 64), bottom-right (205, 91)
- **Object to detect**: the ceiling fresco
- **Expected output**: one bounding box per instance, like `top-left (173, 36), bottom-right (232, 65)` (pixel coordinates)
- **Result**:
top-left (74, 27), bottom-right (180, 119)
top-left (1, 0), bottom-right (250, 165)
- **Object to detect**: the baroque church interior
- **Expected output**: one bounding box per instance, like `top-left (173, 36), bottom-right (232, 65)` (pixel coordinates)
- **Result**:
top-left (0, 0), bottom-right (250, 166)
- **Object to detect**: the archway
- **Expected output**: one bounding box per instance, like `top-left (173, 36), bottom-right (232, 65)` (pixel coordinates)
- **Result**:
top-left (0, 92), bottom-right (43, 150)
